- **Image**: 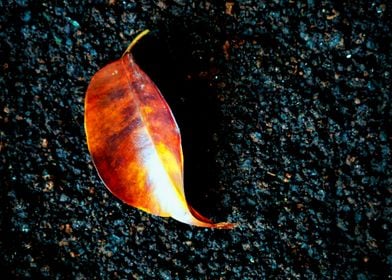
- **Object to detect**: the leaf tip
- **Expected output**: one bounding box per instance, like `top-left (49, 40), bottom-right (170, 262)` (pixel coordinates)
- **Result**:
top-left (213, 221), bottom-right (238, 230)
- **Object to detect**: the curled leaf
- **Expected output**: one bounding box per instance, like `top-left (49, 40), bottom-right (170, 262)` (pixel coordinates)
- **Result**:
top-left (85, 30), bottom-right (235, 229)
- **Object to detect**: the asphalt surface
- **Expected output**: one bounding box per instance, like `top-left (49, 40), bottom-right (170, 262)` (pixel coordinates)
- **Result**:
top-left (1, 1), bottom-right (391, 279)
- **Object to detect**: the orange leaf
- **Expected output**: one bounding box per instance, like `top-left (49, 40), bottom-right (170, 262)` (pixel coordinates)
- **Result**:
top-left (85, 30), bottom-right (235, 229)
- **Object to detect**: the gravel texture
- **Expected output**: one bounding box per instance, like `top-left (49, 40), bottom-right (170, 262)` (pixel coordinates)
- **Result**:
top-left (1, 0), bottom-right (391, 279)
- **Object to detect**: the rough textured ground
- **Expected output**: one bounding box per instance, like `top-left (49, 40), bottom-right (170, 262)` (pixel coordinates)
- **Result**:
top-left (1, 0), bottom-right (391, 279)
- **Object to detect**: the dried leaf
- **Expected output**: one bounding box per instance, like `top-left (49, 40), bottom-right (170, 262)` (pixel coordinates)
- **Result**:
top-left (85, 30), bottom-right (235, 229)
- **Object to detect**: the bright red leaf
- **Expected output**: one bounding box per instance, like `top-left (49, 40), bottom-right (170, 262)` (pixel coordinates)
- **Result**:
top-left (85, 30), bottom-right (235, 229)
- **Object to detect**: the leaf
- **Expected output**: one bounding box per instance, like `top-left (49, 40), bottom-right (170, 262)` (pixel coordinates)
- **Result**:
top-left (85, 30), bottom-right (235, 229)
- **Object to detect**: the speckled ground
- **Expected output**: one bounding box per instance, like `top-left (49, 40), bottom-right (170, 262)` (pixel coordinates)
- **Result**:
top-left (1, 1), bottom-right (391, 279)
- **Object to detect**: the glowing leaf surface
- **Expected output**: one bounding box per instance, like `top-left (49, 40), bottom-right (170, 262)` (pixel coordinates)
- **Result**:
top-left (85, 30), bottom-right (234, 229)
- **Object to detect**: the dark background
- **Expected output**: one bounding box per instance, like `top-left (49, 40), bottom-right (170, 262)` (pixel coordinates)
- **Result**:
top-left (1, 0), bottom-right (391, 278)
